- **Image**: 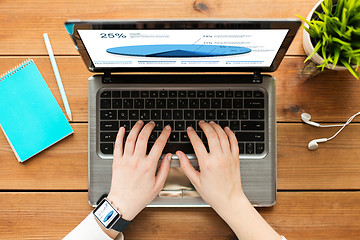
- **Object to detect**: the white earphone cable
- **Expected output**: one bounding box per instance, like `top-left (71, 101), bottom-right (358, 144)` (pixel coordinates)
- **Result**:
top-left (326, 112), bottom-right (360, 141)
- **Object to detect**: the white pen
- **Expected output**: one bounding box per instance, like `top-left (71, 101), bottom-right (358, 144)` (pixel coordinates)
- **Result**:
top-left (43, 33), bottom-right (72, 121)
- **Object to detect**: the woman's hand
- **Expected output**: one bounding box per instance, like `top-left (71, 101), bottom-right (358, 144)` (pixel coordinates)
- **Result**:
top-left (176, 120), bottom-right (245, 211)
top-left (107, 120), bottom-right (172, 221)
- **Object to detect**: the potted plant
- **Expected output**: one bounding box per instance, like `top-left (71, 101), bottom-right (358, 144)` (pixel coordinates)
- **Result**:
top-left (297, 0), bottom-right (360, 79)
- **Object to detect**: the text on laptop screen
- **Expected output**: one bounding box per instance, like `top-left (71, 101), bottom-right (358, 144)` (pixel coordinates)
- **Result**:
top-left (78, 29), bottom-right (289, 68)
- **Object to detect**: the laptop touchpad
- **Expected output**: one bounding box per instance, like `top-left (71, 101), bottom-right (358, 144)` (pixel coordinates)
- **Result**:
top-left (162, 167), bottom-right (195, 191)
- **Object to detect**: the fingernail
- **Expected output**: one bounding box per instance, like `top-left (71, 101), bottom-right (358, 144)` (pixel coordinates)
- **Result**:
top-left (165, 124), bottom-right (171, 130)
top-left (137, 120), bottom-right (143, 124)
top-left (167, 154), bottom-right (172, 161)
top-left (149, 120), bottom-right (155, 125)
top-left (187, 126), bottom-right (193, 131)
top-left (209, 121), bottom-right (215, 124)
top-left (199, 120), bottom-right (205, 123)
top-left (225, 126), bottom-right (230, 131)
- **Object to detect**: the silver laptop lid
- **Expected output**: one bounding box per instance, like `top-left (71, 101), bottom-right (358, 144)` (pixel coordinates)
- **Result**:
top-left (64, 19), bottom-right (300, 73)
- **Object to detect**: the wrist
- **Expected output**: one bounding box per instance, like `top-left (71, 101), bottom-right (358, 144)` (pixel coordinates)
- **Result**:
top-left (106, 194), bottom-right (136, 221)
top-left (94, 214), bottom-right (120, 239)
top-left (212, 191), bottom-right (250, 219)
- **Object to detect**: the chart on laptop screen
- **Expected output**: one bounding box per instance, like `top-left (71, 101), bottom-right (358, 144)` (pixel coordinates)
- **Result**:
top-left (78, 29), bottom-right (288, 68)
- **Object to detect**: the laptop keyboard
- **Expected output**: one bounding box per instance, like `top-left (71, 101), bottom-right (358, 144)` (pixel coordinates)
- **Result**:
top-left (99, 88), bottom-right (266, 156)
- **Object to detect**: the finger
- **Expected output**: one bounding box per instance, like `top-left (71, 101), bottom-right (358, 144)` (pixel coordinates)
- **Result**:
top-left (177, 151), bottom-right (200, 187)
top-left (148, 125), bottom-right (171, 160)
top-left (187, 126), bottom-right (208, 160)
top-left (124, 120), bottom-right (144, 156)
top-left (113, 127), bottom-right (125, 160)
top-left (134, 121), bottom-right (155, 156)
top-left (209, 121), bottom-right (230, 153)
top-left (154, 153), bottom-right (172, 192)
top-left (198, 121), bottom-right (222, 153)
top-left (225, 126), bottom-right (239, 157)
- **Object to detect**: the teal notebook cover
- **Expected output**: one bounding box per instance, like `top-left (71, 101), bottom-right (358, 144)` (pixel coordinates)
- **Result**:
top-left (0, 59), bottom-right (73, 162)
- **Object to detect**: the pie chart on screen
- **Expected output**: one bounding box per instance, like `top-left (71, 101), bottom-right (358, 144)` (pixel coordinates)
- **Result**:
top-left (106, 44), bottom-right (251, 57)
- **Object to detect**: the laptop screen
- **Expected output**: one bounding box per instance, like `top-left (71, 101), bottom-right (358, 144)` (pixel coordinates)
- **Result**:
top-left (66, 20), bottom-right (300, 72)
top-left (78, 29), bottom-right (288, 68)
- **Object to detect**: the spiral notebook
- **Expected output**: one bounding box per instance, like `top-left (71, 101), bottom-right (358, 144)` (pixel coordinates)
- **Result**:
top-left (0, 59), bottom-right (73, 162)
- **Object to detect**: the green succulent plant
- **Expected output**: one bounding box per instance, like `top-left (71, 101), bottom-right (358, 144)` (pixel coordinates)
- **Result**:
top-left (297, 0), bottom-right (360, 79)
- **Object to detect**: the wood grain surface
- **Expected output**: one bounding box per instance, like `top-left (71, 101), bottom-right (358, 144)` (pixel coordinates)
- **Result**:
top-left (1, 192), bottom-right (359, 240)
top-left (1, 0), bottom-right (359, 239)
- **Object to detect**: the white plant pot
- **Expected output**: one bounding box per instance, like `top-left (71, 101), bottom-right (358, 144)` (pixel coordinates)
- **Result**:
top-left (302, 0), bottom-right (349, 71)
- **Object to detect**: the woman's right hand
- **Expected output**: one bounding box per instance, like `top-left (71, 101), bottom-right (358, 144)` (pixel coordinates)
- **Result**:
top-left (176, 120), bottom-right (246, 211)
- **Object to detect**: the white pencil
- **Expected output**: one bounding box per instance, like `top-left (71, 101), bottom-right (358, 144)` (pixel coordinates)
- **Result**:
top-left (43, 33), bottom-right (72, 121)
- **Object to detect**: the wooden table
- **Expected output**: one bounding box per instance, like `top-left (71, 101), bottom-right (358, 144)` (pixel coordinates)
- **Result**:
top-left (1, 0), bottom-right (359, 239)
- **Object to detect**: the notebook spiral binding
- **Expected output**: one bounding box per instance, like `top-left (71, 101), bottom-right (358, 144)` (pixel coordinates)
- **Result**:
top-left (0, 59), bottom-right (33, 82)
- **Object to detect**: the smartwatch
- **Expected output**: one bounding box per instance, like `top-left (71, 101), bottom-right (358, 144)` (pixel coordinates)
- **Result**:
top-left (93, 198), bottom-right (132, 232)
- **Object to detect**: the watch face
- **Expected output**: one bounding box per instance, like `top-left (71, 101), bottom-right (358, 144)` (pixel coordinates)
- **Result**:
top-left (93, 199), bottom-right (120, 229)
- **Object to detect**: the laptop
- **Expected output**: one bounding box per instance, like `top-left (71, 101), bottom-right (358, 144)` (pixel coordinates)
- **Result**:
top-left (65, 19), bottom-right (300, 207)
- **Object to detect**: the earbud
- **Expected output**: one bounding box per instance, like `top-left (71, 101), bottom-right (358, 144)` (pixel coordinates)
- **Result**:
top-left (301, 113), bottom-right (320, 127)
top-left (302, 112), bottom-right (360, 151)
top-left (308, 138), bottom-right (328, 150)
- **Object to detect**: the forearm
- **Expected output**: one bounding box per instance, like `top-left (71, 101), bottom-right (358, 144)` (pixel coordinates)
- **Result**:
top-left (213, 194), bottom-right (281, 240)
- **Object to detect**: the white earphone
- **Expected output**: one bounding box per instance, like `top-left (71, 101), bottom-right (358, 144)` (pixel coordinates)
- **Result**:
top-left (301, 112), bottom-right (360, 150)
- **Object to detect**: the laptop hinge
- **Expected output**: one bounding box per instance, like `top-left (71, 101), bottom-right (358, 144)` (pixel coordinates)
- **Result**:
top-left (253, 71), bottom-right (263, 83)
top-left (102, 72), bottom-right (112, 83)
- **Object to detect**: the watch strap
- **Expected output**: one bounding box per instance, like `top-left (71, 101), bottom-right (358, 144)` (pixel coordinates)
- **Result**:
top-left (112, 216), bottom-right (132, 232)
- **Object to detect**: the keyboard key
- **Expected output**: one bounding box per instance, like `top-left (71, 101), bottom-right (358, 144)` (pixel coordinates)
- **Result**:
top-left (206, 91), bottom-right (215, 98)
top-left (184, 110), bottom-right (194, 119)
top-left (179, 91), bottom-right (187, 98)
top-left (118, 110), bottom-right (128, 120)
top-left (167, 99), bottom-right (177, 108)
top-left (130, 121), bottom-right (137, 128)
top-left (216, 91), bottom-right (224, 98)
top-left (250, 110), bottom-right (265, 119)
top-left (246, 142), bottom-right (254, 154)
top-left (169, 132), bottom-right (179, 142)
top-left (154, 121), bottom-right (163, 130)
top-left (197, 91), bottom-right (205, 98)
top-left (150, 91), bottom-right (158, 98)
top-left (164, 120), bottom-right (174, 129)
top-left (239, 143), bottom-right (245, 154)
top-left (100, 110), bottom-right (117, 120)
top-left (153, 143), bottom-right (195, 155)
top-left (100, 99), bottom-right (111, 109)
top-left (156, 99), bottom-right (166, 108)
top-left (195, 110), bottom-right (205, 120)
top-left (100, 121), bottom-right (119, 130)
top-left (241, 121), bottom-right (264, 130)
top-left (151, 110), bottom-right (161, 120)
top-left (169, 91), bottom-right (177, 98)
top-left (173, 110), bottom-right (183, 119)
top-left (180, 132), bottom-right (189, 141)
top-left (149, 132), bottom-right (158, 142)
top-left (112, 99), bottom-right (122, 109)
top-left (145, 99), bottom-right (155, 108)
top-left (175, 121), bottom-right (185, 130)
top-left (122, 91), bottom-right (130, 98)
top-left (230, 121), bottom-right (240, 131)
top-left (162, 110), bottom-right (171, 119)
top-left (228, 110), bottom-right (238, 119)
top-left (185, 121), bottom-right (196, 128)
top-left (119, 121), bottom-right (130, 131)
top-left (100, 132), bottom-right (117, 142)
top-left (100, 91), bottom-right (111, 98)
top-left (244, 99), bottom-right (264, 108)
top-left (200, 99), bottom-right (210, 108)
top-left (100, 143), bottom-right (113, 154)
top-left (222, 99), bottom-right (232, 108)
top-left (159, 91), bottom-right (168, 98)
top-left (225, 91), bottom-right (233, 98)
top-left (189, 99), bottom-right (199, 108)
top-left (217, 110), bottom-right (227, 119)
top-left (134, 99), bottom-right (144, 108)
top-left (211, 99), bottom-right (221, 108)
top-left (112, 91), bottom-right (120, 98)
top-left (256, 143), bottom-right (265, 154)
top-left (188, 91), bottom-right (196, 97)
top-left (206, 110), bottom-right (216, 120)
top-left (236, 132), bottom-right (264, 141)
top-left (235, 91), bottom-right (243, 97)
top-left (129, 110), bottom-right (139, 120)
top-left (218, 120), bottom-right (228, 129)
top-left (244, 91), bottom-right (252, 98)
top-left (123, 99), bottom-right (133, 108)
top-left (139, 110), bottom-right (150, 120)
top-left (131, 91), bottom-right (140, 98)
top-left (140, 91), bottom-right (149, 98)
top-left (254, 91), bottom-right (264, 97)
top-left (233, 99), bottom-right (243, 108)
top-left (178, 99), bottom-right (188, 108)
top-left (239, 110), bottom-right (249, 119)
